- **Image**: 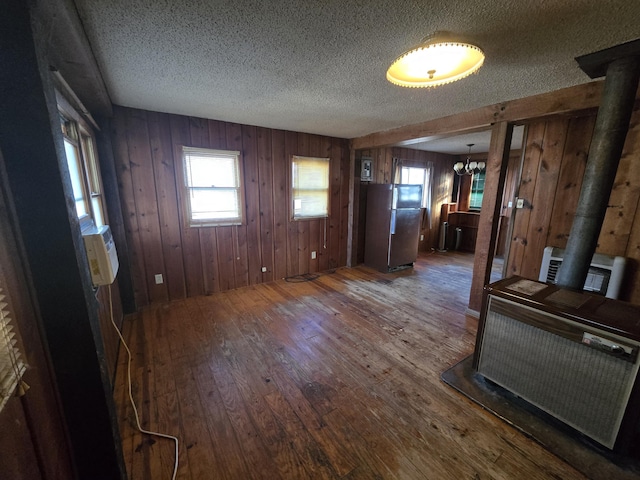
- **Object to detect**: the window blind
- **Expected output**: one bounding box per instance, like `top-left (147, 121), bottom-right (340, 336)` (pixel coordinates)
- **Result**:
top-left (292, 156), bottom-right (330, 219)
top-left (0, 287), bottom-right (28, 412)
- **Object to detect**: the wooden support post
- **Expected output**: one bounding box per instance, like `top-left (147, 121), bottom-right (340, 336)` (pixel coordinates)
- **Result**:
top-left (468, 122), bottom-right (513, 313)
top-left (347, 145), bottom-right (357, 267)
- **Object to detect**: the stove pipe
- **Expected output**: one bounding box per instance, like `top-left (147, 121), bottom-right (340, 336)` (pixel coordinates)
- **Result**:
top-left (556, 56), bottom-right (640, 291)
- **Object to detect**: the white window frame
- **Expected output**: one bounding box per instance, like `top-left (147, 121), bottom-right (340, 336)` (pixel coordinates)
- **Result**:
top-left (80, 133), bottom-right (105, 227)
top-left (58, 97), bottom-right (107, 231)
top-left (61, 123), bottom-right (91, 225)
top-left (178, 146), bottom-right (245, 227)
top-left (291, 155), bottom-right (330, 220)
top-left (399, 166), bottom-right (431, 208)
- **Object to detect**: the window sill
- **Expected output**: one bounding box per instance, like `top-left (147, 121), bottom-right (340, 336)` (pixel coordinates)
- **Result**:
top-left (291, 215), bottom-right (329, 222)
top-left (188, 221), bottom-right (244, 228)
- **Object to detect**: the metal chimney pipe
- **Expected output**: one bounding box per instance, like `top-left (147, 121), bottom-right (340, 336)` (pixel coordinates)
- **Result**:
top-left (556, 56), bottom-right (640, 291)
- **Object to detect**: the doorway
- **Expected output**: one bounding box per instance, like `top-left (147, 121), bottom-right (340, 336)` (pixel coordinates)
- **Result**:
top-left (354, 124), bottom-right (525, 311)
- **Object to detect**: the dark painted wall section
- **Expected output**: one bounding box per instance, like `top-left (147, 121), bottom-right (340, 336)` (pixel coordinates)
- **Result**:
top-left (0, 2), bottom-right (126, 478)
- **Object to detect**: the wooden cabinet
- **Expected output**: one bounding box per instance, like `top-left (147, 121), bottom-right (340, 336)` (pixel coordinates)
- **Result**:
top-left (447, 212), bottom-right (480, 252)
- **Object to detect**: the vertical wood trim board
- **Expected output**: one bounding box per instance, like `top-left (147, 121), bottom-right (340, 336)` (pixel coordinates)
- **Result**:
top-left (506, 120), bottom-right (547, 278)
top-left (468, 122), bottom-right (513, 312)
top-left (111, 106), bottom-right (350, 307)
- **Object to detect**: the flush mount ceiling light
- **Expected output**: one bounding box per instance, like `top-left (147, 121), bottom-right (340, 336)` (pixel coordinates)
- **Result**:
top-left (386, 32), bottom-right (485, 88)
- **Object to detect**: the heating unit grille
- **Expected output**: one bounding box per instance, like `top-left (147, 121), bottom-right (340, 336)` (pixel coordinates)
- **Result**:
top-left (538, 246), bottom-right (626, 299)
top-left (477, 296), bottom-right (640, 449)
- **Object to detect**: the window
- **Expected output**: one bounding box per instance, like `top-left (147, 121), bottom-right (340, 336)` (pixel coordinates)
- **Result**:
top-left (469, 171), bottom-right (485, 209)
top-left (291, 155), bottom-right (330, 219)
top-left (180, 147), bottom-right (244, 227)
top-left (81, 134), bottom-right (105, 227)
top-left (59, 111), bottom-right (106, 230)
top-left (63, 132), bottom-right (89, 220)
top-left (0, 285), bottom-right (27, 413)
top-left (400, 166), bottom-right (431, 208)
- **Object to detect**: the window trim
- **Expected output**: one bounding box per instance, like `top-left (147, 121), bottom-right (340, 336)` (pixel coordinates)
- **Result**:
top-left (399, 165), bottom-right (430, 208)
top-left (469, 170), bottom-right (486, 211)
top-left (290, 155), bottom-right (330, 221)
top-left (57, 90), bottom-right (107, 230)
top-left (177, 146), bottom-right (246, 228)
top-left (62, 130), bottom-right (92, 227)
top-left (79, 133), bottom-right (106, 227)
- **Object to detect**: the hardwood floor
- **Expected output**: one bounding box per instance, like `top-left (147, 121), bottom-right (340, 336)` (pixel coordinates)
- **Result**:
top-left (114, 251), bottom-right (585, 479)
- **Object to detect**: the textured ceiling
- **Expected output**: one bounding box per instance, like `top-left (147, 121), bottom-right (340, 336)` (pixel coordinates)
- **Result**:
top-left (407, 125), bottom-right (525, 155)
top-left (74, 0), bottom-right (640, 147)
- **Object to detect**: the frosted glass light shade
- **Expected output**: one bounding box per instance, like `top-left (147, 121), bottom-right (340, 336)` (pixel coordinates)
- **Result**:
top-left (387, 33), bottom-right (484, 88)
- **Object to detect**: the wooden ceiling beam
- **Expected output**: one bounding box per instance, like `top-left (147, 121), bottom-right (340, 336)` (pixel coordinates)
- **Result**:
top-left (351, 81), bottom-right (613, 150)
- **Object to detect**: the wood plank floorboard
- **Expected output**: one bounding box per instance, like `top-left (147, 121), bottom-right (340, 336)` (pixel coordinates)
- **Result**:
top-left (113, 251), bottom-right (586, 479)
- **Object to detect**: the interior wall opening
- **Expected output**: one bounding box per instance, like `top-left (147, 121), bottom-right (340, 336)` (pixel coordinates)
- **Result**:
top-left (354, 125), bottom-right (525, 299)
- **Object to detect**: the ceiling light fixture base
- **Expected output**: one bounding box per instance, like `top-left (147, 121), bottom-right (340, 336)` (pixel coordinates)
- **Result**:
top-left (387, 31), bottom-right (485, 88)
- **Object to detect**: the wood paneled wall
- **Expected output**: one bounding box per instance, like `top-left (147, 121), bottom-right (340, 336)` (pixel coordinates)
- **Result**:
top-left (506, 107), bottom-right (640, 304)
top-left (110, 106), bottom-right (350, 307)
top-left (353, 146), bottom-right (456, 262)
top-left (496, 152), bottom-right (523, 257)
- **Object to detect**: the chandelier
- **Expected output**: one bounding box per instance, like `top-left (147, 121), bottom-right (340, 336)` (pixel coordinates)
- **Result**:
top-left (453, 144), bottom-right (485, 176)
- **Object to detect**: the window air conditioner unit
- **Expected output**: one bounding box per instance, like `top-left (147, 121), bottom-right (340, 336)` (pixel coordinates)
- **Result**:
top-left (82, 225), bottom-right (119, 286)
top-left (538, 246), bottom-right (626, 299)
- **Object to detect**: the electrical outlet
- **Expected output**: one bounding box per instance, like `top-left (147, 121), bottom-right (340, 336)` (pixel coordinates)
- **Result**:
top-left (154, 274), bottom-right (163, 284)
top-left (420, 235), bottom-right (424, 241)
top-left (311, 251), bottom-right (317, 259)
top-left (261, 266), bottom-right (267, 273)
top-left (516, 198), bottom-right (525, 209)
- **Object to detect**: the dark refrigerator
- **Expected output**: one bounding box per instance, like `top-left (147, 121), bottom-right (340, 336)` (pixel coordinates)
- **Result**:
top-left (364, 183), bottom-right (423, 272)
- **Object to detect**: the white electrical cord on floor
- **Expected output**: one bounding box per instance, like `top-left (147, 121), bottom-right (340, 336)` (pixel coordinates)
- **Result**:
top-left (108, 284), bottom-right (179, 480)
